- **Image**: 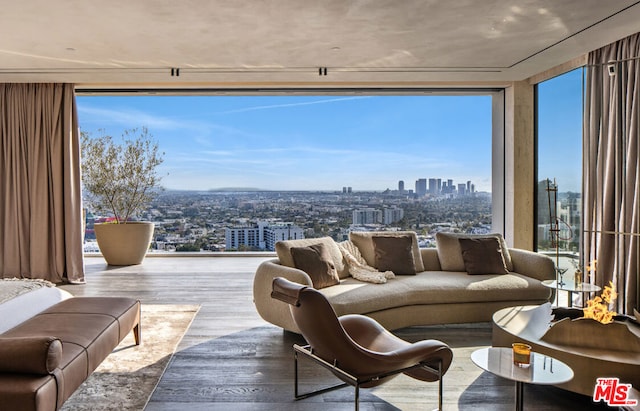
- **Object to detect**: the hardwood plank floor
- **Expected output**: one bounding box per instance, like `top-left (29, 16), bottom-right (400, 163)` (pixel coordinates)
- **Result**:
top-left (60, 256), bottom-right (611, 411)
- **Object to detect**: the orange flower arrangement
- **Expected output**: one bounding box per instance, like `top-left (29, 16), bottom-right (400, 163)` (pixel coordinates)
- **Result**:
top-left (583, 281), bottom-right (618, 324)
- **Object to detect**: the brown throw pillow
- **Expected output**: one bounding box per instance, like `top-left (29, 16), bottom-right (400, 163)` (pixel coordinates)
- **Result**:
top-left (435, 232), bottom-right (513, 272)
top-left (458, 237), bottom-right (509, 275)
top-left (275, 237), bottom-right (349, 279)
top-left (290, 243), bottom-right (340, 289)
top-left (372, 235), bottom-right (416, 275)
top-left (349, 231), bottom-right (425, 272)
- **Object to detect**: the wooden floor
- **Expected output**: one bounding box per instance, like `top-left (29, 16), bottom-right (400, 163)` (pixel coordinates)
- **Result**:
top-left (60, 256), bottom-right (612, 411)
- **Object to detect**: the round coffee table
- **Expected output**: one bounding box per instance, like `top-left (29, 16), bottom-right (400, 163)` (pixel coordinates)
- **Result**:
top-left (471, 347), bottom-right (573, 411)
top-left (542, 279), bottom-right (601, 307)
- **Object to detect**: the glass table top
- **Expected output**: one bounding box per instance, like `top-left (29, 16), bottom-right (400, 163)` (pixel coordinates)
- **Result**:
top-left (471, 347), bottom-right (574, 385)
top-left (542, 279), bottom-right (601, 293)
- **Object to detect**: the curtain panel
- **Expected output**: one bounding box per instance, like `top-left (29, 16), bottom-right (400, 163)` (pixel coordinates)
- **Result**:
top-left (0, 83), bottom-right (84, 283)
top-left (584, 33), bottom-right (640, 314)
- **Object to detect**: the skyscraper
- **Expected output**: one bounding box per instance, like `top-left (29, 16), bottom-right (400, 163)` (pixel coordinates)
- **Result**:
top-left (398, 180), bottom-right (405, 192)
top-left (415, 179), bottom-right (427, 196)
top-left (428, 178), bottom-right (438, 194)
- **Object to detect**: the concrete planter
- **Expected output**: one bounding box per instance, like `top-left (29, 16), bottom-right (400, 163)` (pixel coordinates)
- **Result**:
top-left (94, 222), bottom-right (154, 266)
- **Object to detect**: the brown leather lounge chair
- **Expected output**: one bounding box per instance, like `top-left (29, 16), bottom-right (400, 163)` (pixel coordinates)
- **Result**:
top-left (271, 277), bottom-right (453, 410)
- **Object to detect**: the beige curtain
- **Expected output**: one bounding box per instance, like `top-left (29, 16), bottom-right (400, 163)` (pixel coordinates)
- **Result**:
top-left (584, 33), bottom-right (640, 314)
top-left (0, 83), bottom-right (85, 283)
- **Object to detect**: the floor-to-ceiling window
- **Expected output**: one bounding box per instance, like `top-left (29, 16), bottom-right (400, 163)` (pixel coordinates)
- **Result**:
top-left (536, 68), bottom-right (585, 276)
top-left (77, 92), bottom-right (501, 252)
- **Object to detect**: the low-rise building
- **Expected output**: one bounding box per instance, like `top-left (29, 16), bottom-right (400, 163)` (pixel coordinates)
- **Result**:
top-left (225, 221), bottom-right (304, 251)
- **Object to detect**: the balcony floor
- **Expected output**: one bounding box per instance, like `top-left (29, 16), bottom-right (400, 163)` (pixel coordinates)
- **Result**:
top-left (60, 256), bottom-right (608, 410)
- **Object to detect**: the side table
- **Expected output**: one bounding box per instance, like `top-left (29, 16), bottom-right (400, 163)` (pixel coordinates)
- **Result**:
top-left (471, 347), bottom-right (573, 411)
top-left (542, 279), bottom-right (601, 307)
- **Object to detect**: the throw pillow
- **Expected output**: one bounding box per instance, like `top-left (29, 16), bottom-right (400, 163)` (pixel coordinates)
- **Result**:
top-left (458, 237), bottom-right (509, 275)
top-left (435, 232), bottom-right (513, 272)
top-left (337, 240), bottom-right (395, 284)
top-left (372, 235), bottom-right (417, 275)
top-left (290, 243), bottom-right (340, 289)
top-left (349, 231), bottom-right (425, 272)
top-left (275, 237), bottom-right (349, 278)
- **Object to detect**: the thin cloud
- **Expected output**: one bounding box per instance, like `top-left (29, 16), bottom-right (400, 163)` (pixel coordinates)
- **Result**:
top-left (201, 150), bottom-right (236, 156)
top-left (240, 146), bottom-right (359, 156)
top-left (79, 104), bottom-right (258, 146)
top-left (215, 96), bottom-right (372, 114)
top-left (78, 106), bottom-right (181, 130)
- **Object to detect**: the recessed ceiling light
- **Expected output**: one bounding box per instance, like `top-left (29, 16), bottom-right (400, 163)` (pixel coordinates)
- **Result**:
top-left (331, 47), bottom-right (341, 51)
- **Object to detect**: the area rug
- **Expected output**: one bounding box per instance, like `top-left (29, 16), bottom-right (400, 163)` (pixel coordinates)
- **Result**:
top-left (60, 304), bottom-right (200, 411)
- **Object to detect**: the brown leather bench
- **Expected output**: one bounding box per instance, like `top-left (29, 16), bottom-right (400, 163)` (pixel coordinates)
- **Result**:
top-left (0, 297), bottom-right (140, 411)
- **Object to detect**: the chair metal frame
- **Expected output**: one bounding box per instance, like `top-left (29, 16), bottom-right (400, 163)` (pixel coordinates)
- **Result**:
top-left (293, 343), bottom-right (444, 411)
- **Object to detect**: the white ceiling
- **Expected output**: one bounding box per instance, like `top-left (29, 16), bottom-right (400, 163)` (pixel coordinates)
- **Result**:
top-left (2, 0), bottom-right (640, 87)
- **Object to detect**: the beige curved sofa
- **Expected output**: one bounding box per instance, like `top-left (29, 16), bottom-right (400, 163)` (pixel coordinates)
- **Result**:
top-left (253, 232), bottom-right (556, 333)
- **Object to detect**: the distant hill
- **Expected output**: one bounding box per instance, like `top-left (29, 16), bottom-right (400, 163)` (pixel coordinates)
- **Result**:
top-left (161, 187), bottom-right (266, 193)
top-left (208, 187), bottom-right (264, 192)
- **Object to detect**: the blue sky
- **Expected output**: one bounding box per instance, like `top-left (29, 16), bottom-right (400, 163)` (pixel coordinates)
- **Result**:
top-left (77, 80), bottom-right (582, 192)
top-left (537, 68), bottom-right (583, 193)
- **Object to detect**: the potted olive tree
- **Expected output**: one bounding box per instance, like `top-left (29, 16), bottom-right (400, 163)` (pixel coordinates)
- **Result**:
top-left (81, 127), bottom-right (164, 265)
